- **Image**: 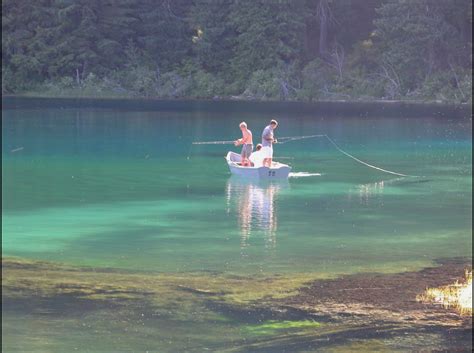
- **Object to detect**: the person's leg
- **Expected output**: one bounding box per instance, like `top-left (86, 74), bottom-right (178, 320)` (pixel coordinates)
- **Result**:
top-left (240, 145), bottom-right (246, 166)
top-left (267, 147), bottom-right (273, 167)
top-left (243, 145), bottom-right (253, 167)
top-left (261, 146), bottom-right (271, 167)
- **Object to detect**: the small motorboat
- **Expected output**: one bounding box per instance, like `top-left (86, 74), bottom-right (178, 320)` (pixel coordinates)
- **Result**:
top-left (225, 151), bottom-right (291, 179)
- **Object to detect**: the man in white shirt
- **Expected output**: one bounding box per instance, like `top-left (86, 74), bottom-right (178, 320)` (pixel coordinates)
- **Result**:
top-left (261, 119), bottom-right (278, 167)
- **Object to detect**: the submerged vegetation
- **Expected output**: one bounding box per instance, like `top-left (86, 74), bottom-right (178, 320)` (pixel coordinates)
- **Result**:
top-left (2, 256), bottom-right (472, 352)
top-left (2, 0), bottom-right (472, 103)
top-left (242, 320), bottom-right (322, 336)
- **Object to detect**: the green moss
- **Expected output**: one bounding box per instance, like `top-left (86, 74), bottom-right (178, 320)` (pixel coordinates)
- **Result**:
top-left (1, 256), bottom-right (323, 320)
top-left (242, 320), bottom-right (322, 336)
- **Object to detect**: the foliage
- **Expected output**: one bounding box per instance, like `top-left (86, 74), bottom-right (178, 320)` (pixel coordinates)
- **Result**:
top-left (2, 0), bottom-right (472, 103)
top-left (188, 69), bottom-right (225, 98)
top-left (373, 0), bottom-right (472, 99)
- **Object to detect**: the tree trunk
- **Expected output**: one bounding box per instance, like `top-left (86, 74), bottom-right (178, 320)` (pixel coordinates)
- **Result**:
top-left (81, 61), bottom-right (87, 81)
top-left (319, 12), bottom-right (327, 55)
top-left (317, 0), bottom-right (329, 57)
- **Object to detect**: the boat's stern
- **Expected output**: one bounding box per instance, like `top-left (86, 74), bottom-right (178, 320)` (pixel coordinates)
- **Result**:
top-left (257, 163), bottom-right (292, 179)
top-left (226, 151), bottom-right (291, 179)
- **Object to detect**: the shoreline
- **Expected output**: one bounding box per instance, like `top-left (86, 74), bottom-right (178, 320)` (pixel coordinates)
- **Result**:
top-left (3, 92), bottom-right (471, 107)
top-left (2, 95), bottom-right (471, 119)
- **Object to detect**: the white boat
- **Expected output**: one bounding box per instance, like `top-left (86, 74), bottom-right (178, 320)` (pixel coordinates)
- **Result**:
top-left (225, 151), bottom-right (291, 179)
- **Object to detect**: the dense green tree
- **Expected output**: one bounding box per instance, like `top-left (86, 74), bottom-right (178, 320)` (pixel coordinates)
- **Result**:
top-left (229, 0), bottom-right (307, 86)
top-left (373, 0), bottom-right (471, 95)
top-left (2, 0), bottom-right (61, 89)
top-left (134, 0), bottom-right (193, 71)
top-left (1, 0), bottom-right (471, 102)
top-left (188, 1), bottom-right (234, 73)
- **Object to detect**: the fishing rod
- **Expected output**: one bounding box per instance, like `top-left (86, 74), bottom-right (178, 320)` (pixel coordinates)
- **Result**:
top-left (192, 140), bottom-right (236, 145)
top-left (192, 135), bottom-right (324, 145)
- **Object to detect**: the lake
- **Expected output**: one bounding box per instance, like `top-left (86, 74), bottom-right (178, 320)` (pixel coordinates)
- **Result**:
top-left (2, 97), bottom-right (472, 352)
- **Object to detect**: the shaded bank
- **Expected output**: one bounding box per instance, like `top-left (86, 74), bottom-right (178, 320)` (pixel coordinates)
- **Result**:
top-left (2, 96), bottom-right (471, 119)
top-left (2, 257), bottom-right (472, 352)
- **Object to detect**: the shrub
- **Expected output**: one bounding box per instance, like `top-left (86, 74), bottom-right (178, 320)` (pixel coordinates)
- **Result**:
top-left (188, 70), bottom-right (225, 98)
top-left (242, 64), bottom-right (301, 101)
top-left (299, 59), bottom-right (337, 101)
top-left (242, 69), bottom-right (280, 100)
top-left (156, 71), bottom-right (191, 98)
top-left (411, 68), bottom-right (472, 103)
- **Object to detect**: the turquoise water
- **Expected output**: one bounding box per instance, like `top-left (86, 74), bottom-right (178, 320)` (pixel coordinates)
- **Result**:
top-left (3, 103), bottom-right (472, 275)
top-left (2, 99), bottom-right (472, 352)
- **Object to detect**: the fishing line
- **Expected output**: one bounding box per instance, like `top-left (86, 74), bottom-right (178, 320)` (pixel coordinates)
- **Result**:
top-left (278, 134), bottom-right (418, 177)
top-left (277, 134), bottom-right (326, 144)
top-left (321, 135), bottom-right (416, 177)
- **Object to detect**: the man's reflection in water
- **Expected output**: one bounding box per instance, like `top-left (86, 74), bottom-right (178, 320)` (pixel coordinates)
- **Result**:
top-left (226, 177), bottom-right (288, 253)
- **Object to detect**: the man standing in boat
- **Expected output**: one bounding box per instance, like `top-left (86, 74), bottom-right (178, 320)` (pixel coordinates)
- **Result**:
top-left (234, 122), bottom-right (253, 167)
top-left (261, 119), bottom-right (278, 167)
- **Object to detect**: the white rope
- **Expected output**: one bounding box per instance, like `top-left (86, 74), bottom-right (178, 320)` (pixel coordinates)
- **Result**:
top-left (278, 134), bottom-right (417, 177)
top-left (321, 135), bottom-right (415, 177)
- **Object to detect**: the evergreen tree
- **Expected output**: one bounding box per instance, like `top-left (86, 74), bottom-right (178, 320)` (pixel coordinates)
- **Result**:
top-left (135, 0), bottom-right (193, 71)
top-left (229, 0), bottom-right (307, 86)
top-left (188, 0), bottom-right (235, 75)
top-left (1, 0), bottom-right (471, 102)
top-left (2, 0), bottom-right (60, 89)
top-left (373, 0), bottom-right (470, 94)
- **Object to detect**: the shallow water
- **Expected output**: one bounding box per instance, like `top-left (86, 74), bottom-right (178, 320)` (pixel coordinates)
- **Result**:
top-left (2, 98), bottom-right (472, 352)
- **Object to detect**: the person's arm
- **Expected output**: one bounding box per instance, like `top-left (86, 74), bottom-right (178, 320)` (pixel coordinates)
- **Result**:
top-left (262, 128), bottom-right (273, 142)
top-left (264, 134), bottom-right (274, 142)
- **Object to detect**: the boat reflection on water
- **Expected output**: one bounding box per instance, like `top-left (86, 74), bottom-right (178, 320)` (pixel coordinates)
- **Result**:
top-left (225, 176), bottom-right (289, 252)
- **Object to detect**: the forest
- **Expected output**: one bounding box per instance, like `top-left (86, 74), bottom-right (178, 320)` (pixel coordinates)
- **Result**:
top-left (2, 0), bottom-right (472, 103)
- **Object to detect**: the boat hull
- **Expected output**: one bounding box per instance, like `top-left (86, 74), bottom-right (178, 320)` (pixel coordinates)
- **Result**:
top-left (226, 151), bottom-right (291, 179)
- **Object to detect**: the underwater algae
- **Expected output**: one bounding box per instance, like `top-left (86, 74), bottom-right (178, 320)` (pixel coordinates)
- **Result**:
top-left (2, 256), bottom-right (472, 352)
top-left (2, 256), bottom-right (327, 352)
top-left (1, 256), bottom-right (320, 301)
top-left (1, 256), bottom-right (321, 325)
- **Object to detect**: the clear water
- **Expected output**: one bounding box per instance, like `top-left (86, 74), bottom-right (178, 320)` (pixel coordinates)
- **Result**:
top-left (2, 99), bottom-right (472, 352)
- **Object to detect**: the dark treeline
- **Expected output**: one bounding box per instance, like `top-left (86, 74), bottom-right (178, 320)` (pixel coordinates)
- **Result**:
top-left (2, 0), bottom-right (472, 103)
